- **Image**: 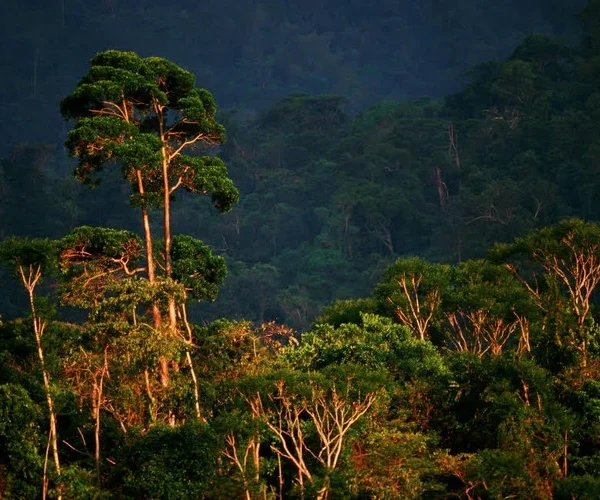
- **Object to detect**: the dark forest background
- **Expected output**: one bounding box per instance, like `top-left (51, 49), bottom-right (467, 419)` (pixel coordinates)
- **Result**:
top-left (0, 0), bottom-right (587, 150)
top-left (0, 0), bottom-right (592, 328)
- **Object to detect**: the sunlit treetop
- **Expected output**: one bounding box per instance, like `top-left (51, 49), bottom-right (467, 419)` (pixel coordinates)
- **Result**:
top-left (61, 50), bottom-right (221, 136)
top-left (61, 50), bottom-right (238, 212)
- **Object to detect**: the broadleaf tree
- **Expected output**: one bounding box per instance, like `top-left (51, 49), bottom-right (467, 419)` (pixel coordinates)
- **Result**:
top-left (61, 50), bottom-right (239, 330)
top-left (61, 51), bottom-right (238, 391)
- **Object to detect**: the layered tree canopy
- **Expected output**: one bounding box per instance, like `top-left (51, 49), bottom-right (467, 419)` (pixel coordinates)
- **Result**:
top-left (5, 3), bottom-right (600, 498)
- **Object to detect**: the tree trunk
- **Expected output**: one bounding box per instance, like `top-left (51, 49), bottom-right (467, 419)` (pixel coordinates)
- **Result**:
top-left (158, 115), bottom-right (178, 332)
top-left (93, 348), bottom-right (109, 484)
top-left (20, 265), bottom-right (61, 499)
top-left (137, 168), bottom-right (169, 386)
top-left (136, 170), bottom-right (162, 327)
top-left (161, 146), bottom-right (172, 282)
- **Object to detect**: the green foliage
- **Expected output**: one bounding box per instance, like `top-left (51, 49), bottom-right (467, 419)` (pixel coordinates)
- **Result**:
top-left (260, 93), bottom-right (348, 136)
top-left (490, 218), bottom-right (600, 365)
top-left (171, 234), bottom-right (227, 302)
top-left (432, 354), bottom-right (572, 456)
top-left (59, 465), bottom-right (108, 500)
top-left (112, 422), bottom-right (219, 499)
top-left (314, 297), bottom-right (378, 327)
top-left (0, 384), bottom-right (42, 498)
top-left (490, 218), bottom-right (600, 265)
top-left (92, 277), bottom-right (186, 325)
top-left (175, 155), bottom-right (238, 212)
top-left (467, 449), bottom-right (549, 499)
top-left (441, 259), bottom-right (535, 354)
top-left (193, 318), bottom-right (292, 380)
top-left (286, 313), bottom-right (447, 381)
top-left (449, 259), bottom-right (530, 313)
top-left (60, 226), bottom-right (143, 259)
top-left (0, 319), bottom-right (37, 386)
top-left (554, 475), bottom-right (600, 499)
top-left (61, 49), bottom-right (237, 208)
top-left (231, 364), bottom-right (386, 496)
top-left (350, 419), bottom-right (445, 499)
top-left (374, 257), bottom-right (451, 316)
top-left (58, 226), bottom-right (144, 309)
top-left (0, 236), bottom-right (58, 277)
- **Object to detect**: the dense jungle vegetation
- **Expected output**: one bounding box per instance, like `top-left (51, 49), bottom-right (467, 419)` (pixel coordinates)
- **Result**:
top-left (4, 0), bottom-right (600, 498)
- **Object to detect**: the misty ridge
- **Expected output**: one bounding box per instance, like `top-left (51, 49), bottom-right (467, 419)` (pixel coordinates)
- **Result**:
top-left (0, 0), bottom-right (587, 151)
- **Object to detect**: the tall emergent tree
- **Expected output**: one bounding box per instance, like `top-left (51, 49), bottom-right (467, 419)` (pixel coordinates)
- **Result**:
top-left (60, 50), bottom-right (238, 329)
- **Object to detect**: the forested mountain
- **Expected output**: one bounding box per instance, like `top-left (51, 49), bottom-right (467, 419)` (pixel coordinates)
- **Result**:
top-left (0, 0), bottom-right (586, 153)
top-left (0, 0), bottom-right (595, 328)
top-left (5, 2), bottom-right (600, 497)
top-left (165, 1), bottom-right (600, 329)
